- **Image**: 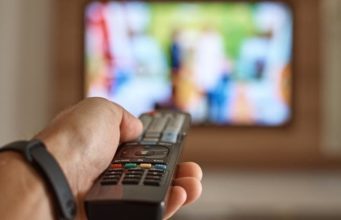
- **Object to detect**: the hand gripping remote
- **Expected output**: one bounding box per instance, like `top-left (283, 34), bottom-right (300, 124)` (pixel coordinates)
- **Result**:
top-left (85, 110), bottom-right (191, 220)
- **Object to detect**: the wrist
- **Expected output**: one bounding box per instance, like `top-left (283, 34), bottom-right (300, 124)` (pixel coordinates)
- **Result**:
top-left (37, 131), bottom-right (82, 195)
top-left (37, 133), bottom-right (95, 220)
top-left (0, 152), bottom-right (54, 220)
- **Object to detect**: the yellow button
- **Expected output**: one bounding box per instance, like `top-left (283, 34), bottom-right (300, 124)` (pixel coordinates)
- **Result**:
top-left (140, 163), bottom-right (152, 169)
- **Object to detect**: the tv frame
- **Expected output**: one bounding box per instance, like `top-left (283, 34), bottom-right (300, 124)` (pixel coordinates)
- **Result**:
top-left (52, 0), bottom-right (341, 168)
top-left (82, 0), bottom-right (295, 128)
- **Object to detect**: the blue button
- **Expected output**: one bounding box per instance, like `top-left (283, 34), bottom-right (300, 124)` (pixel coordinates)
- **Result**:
top-left (154, 164), bottom-right (167, 170)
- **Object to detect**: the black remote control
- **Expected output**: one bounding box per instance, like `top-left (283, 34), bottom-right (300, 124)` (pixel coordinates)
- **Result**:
top-left (85, 110), bottom-right (191, 220)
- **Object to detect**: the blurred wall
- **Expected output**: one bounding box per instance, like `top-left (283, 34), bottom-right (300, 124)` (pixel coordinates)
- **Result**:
top-left (0, 0), bottom-right (53, 145)
top-left (321, 0), bottom-right (341, 155)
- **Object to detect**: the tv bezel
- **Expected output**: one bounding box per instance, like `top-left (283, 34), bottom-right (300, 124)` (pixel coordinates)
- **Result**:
top-left (81, 0), bottom-right (296, 129)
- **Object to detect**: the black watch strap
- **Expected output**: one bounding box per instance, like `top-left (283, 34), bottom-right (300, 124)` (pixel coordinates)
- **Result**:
top-left (0, 139), bottom-right (76, 220)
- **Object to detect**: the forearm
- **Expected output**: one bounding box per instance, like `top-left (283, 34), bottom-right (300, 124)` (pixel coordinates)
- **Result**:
top-left (0, 152), bottom-right (54, 220)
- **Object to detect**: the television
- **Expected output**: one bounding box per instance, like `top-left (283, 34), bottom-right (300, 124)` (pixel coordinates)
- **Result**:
top-left (84, 1), bottom-right (293, 126)
top-left (55, 0), bottom-right (334, 167)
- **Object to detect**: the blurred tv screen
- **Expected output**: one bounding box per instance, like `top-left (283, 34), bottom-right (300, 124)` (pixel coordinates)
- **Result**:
top-left (84, 1), bottom-right (293, 126)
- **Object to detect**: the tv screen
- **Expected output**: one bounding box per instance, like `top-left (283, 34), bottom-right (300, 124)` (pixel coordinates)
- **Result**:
top-left (84, 1), bottom-right (293, 126)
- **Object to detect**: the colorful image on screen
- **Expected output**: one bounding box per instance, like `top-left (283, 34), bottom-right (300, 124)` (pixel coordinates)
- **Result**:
top-left (84, 1), bottom-right (293, 125)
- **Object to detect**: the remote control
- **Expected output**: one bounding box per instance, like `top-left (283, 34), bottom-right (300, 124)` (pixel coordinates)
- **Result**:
top-left (85, 110), bottom-right (191, 220)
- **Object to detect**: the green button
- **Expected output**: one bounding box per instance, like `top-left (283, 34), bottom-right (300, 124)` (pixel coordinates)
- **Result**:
top-left (124, 163), bottom-right (137, 169)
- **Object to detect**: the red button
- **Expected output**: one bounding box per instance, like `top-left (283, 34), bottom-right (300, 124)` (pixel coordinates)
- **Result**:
top-left (148, 111), bottom-right (156, 116)
top-left (111, 163), bottom-right (123, 169)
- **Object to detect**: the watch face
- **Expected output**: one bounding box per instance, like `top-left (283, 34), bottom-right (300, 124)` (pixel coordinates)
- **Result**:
top-left (119, 145), bottom-right (169, 159)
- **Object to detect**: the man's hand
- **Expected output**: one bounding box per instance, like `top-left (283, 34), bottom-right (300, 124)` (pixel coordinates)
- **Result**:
top-left (36, 97), bottom-right (202, 219)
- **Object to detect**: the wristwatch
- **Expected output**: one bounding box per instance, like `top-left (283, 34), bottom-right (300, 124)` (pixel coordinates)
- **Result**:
top-left (0, 139), bottom-right (76, 220)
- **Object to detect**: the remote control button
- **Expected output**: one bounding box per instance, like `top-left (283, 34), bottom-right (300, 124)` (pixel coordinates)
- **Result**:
top-left (111, 163), bottom-right (123, 169)
top-left (140, 138), bottom-right (159, 145)
top-left (164, 114), bottom-right (185, 132)
top-left (113, 159), bottom-right (131, 163)
top-left (103, 176), bottom-right (120, 180)
top-left (158, 142), bottom-right (172, 147)
top-left (106, 170), bottom-right (123, 175)
top-left (124, 163), bottom-right (137, 169)
top-left (144, 132), bottom-right (161, 138)
top-left (122, 178), bottom-right (140, 185)
top-left (147, 111), bottom-right (157, 116)
top-left (141, 137), bottom-right (159, 142)
top-left (126, 171), bottom-right (143, 176)
top-left (160, 114), bottom-right (185, 143)
top-left (126, 168), bottom-right (144, 172)
top-left (145, 115), bottom-right (169, 137)
top-left (148, 169), bottom-right (165, 174)
top-left (124, 174), bottom-right (142, 179)
top-left (145, 175), bottom-right (162, 180)
top-left (143, 180), bottom-right (161, 186)
top-left (140, 163), bottom-right (152, 169)
top-left (154, 164), bottom-right (167, 170)
top-left (103, 174), bottom-right (121, 178)
top-left (124, 170), bottom-right (142, 176)
top-left (140, 141), bottom-right (158, 145)
top-left (152, 159), bottom-right (166, 163)
top-left (135, 150), bottom-right (155, 157)
top-left (160, 132), bottom-right (178, 143)
top-left (147, 171), bottom-right (163, 177)
top-left (148, 169), bottom-right (165, 173)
